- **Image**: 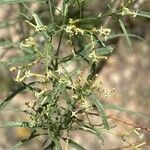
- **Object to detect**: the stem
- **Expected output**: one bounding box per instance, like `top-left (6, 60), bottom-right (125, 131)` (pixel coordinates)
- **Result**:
top-left (76, 0), bottom-right (82, 18)
top-left (71, 10), bottom-right (121, 24)
top-left (48, 0), bottom-right (54, 25)
top-left (54, 3), bottom-right (67, 70)
top-left (103, 0), bottom-right (121, 27)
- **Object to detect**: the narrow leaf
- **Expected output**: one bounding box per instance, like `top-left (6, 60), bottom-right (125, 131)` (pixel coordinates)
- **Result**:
top-left (55, 140), bottom-right (62, 150)
top-left (103, 103), bottom-right (150, 120)
top-left (0, 121), bottom-right (31, 128)
top-left (108, 34), bottom-right (148, 45)
top-left (77, 124), bottom-right (104, 143)
top-left (137, 10), bottom-right (150, 19)
top-left (89, 94), bottom-right (109, 129)
top-left (9, 141), bottom-right (25, 150)
top-left (67, 139), bottom-right (86, 150)
top-left (0, 0), bottom-right (44, 4)
top-left (0, 82), bottom-right (37, 110)
top-left (119, 19), bottom-right (132, 51)
top-left (76, 0), bottom-right (82, 18)
top-left (9, 53), bottom-right (36, 66)
top-left (96, 45), bottom-right (114, 56)
top-left (0, 40), bottom-right (19, 47)
top-left (0, 86), bottom-right (26, 110)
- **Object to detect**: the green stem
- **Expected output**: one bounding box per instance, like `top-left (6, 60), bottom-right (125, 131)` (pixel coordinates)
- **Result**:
top-left (48, 0), bottom-right (54, 25)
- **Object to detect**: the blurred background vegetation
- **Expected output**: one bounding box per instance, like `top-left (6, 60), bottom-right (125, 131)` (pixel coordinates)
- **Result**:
top-left (0, 0), bottom-right (150, 149)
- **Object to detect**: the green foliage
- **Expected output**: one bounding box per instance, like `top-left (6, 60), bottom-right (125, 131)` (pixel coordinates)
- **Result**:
top-left (0, 0), bottom-right (43, 4)
top-left (0, 0), bottom-right (150, 149)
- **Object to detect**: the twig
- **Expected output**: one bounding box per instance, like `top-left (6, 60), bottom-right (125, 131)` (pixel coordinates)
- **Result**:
top-left (86, 112), bottom-right (150, 132)
top-left (109, 114), bottom-right (150, 132)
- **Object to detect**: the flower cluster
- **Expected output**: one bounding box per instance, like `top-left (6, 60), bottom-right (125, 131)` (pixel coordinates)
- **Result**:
top-left (121, 1), bottom-right (138, 18)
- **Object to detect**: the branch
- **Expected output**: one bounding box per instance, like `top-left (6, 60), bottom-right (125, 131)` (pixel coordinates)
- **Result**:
top-left (86, 112), bottom-right (150, 132)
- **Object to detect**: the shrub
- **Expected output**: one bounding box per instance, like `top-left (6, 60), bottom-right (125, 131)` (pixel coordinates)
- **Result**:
top-left (0, 0), bottom-right (149, 149)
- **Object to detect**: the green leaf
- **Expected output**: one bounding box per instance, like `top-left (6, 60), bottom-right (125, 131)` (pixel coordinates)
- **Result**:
top-left (89, 94), bottom-right (109, 129)
top-left (137, 10), bottom-right (150, 19)
top-left (0, 47), bottom-right (36, 67)
top-left (103, 103), bottom-right (150, 120)
top-left (0, 0), bottom-right (44, 4)
top-left (60, 38), bottom-right (114, 63)
top-left (0, 121), bottom-right (31, 128)
top-left (95, 45), bottom-right (114, 56)
top-left (9, 54), bottom-right (36, 66)
top-left (67, 138), bottom-right (86, 150)
top-left (118, 19), bottom-right (132, 51)
top-left (0, 82), bottom-right (37, 110)
top-left (77, 124), bottom-right (104, 143)
top-left (9, 141), bottom-right (26, 150)
top-left (0, 86), bottom-right (26, 110)
top-left (55, 140), bottom-right (62, 150)
top-left (76, 0), bottom-right (82, 18)
top-left (108, 34), bottom-right (148, 45)
top-left (78, 42), bottom-right (113, 58)
top-left (0, 40), bottom-right (19, 47)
